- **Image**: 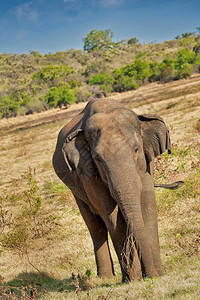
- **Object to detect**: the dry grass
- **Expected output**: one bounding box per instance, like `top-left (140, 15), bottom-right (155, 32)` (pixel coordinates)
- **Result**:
top-left (0, 76), bottom-right (200, 299)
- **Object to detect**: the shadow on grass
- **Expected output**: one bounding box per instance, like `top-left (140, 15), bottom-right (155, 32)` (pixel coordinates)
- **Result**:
top-left (4, 271), bottom-right (76, 297)
top-left (2, 271), bottom-right (122, 298)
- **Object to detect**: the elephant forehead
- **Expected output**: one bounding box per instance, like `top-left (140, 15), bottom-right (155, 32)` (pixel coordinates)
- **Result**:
top-left (85, 108), bottom-right (139, 132)
top-left (88, 98), bottom-right (123, 115)
top-left (85, 114), bottom-right (141, 152)
top-left (85, 113), bottom-right (108, 132)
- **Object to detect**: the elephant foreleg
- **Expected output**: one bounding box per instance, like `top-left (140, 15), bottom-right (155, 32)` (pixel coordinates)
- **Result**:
top-left (74, 196), bottom-right (115, 278)
top-left (141, 170), bottom-right (165, 277)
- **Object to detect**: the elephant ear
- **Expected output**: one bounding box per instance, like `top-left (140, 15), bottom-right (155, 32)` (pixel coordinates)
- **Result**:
top-left (62, 129), bottom-right (99, 178)
top-left (138, 114), bottom-right (171, 165)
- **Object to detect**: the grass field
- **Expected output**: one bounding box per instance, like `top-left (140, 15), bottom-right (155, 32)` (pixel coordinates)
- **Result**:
top-left (0, 75), bottom-right (200, 299)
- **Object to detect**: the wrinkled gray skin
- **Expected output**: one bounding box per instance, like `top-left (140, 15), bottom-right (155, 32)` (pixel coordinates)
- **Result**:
top-left (53, 98), bottom-right (171, 281)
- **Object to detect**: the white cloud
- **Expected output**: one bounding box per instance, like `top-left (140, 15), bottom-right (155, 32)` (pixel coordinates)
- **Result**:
top-left (12, 2), bottom-right (39, 22)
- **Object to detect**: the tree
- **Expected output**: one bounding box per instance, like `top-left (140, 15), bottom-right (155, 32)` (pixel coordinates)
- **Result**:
top-left (176, 63), bottom-right (192, 79)
top-left (127, 37), bottom-right (139, 46)
top-left (113, 70), bottom-right (138, 92)
top-left (175, 48), bottom-right (195, 68)
top-left (174, 48), bottom-right (195, 79)
top-left (122, 59), bottom-right (150, 82)
top-left (45, 86), bottom-right (76, 108)
top-left (175, 32), bottom-right (196, 40)
top-left (175, 35), bottom-right (181, 40)
top-left (83, 29), bottom-right (115, 52)
top-left (88, 73), bottom-right (115, 93)
top-left (181, 32), bottom-right (196, 38)
top-left (196, 26), bottom-right (200, 34)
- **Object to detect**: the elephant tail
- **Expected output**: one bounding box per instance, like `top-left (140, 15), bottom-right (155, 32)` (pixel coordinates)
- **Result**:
top-left (154, 181), bottom-right (184, 190)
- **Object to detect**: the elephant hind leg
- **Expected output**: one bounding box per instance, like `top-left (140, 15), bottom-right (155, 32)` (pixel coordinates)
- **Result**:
top-left (75, 196), bottom-right (115, 278)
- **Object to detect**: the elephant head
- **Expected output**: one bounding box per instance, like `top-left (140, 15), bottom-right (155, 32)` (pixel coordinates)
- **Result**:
top-left (62, 100), bottom-right (171, 278)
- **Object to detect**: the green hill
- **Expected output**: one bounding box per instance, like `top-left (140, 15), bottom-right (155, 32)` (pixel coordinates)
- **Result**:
top-left (0, 32), bottom-right (200, 118)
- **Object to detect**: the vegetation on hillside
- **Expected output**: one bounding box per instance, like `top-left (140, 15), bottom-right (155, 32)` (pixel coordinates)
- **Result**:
top-left (0, 29), bottom-right (200, 118)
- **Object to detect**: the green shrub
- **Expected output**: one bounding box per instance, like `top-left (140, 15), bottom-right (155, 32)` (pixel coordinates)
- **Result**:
top-left (159, 59), bottom-right (176, 82)
top-left (175, 48), bottom-right (195, 68)
top-left (122, 59), bottom-right (150, 82)
top-left (121, 64), bottom-right (137, 78)
top-left (194, 54), bottom-right (200, 71)
top-left (88, 73), bottom-right (115, 93)
top-left (113, 69), bottom-right (138, 92)
top-left (69, 79), bottom-right (82, 88)
top-left (176, 62), bottom-right (193, 79)
top-left (32, 65), bottom-right (75, 83)
top-left (148, 62), bottom-right (161, 82)
top-left (0, 96), bottom-right (20, 118)
top-left (45, 85), bottom-right (76, 107)
top-left (18, 91), bottom-right (32, 106)
top-left (174, 49), bottom-right (195, 79)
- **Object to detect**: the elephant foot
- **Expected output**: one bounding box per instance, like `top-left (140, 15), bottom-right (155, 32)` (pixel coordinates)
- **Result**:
top-left (98, 270), bottom-right (115, 278)
top-left (156, 268), bottom-right (165, 277)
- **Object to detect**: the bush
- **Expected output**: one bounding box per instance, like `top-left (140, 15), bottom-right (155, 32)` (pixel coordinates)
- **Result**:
top-left (27, 97), bottom-right (48, 113)
top-left (123, 59), bottom-right (150, 82)
top-left (18, 91), bottom-right (32, 106)
top-left (0, 96), bottom-right (20, 118)
top-left (176, 63), bottom-right (193, 79)
top-left (148, 62), bottom-right (161, 82)
top-left (113, 69), bottom-right (138, 92)
top-left (45, 85), bottom-right (76, 108)
top-left (0, 169), bottom-right (42, 252)
top-left (88, 73), bottom-right (115, 93)
top-left (173, 49), bottom-right (196, 79)
top-left (194, 54), bottom-right (200, 71)
top-left (32, 65), bottom-right (75, 83)
top-left (159, 59), bottom-right (176, 82)
top-left (75, 86), bottom-right (92, 102)
top-left (175, 48), bottom-right (195, 68)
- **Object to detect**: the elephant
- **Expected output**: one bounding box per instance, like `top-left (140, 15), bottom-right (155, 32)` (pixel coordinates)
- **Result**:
top-left (52, 98), bottom-right (173, 281)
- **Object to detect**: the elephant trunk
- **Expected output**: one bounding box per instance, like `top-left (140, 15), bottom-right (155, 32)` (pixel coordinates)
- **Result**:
top-left (106, 160), bottom-right (156, 279)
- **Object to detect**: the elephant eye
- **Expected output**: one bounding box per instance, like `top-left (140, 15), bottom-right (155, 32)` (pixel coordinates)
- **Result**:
top-left (134, 147), bottom-right (139, 153)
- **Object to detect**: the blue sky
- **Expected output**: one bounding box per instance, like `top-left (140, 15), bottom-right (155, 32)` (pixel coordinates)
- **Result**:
top-left (0, 0), bottom-right (200, 54)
